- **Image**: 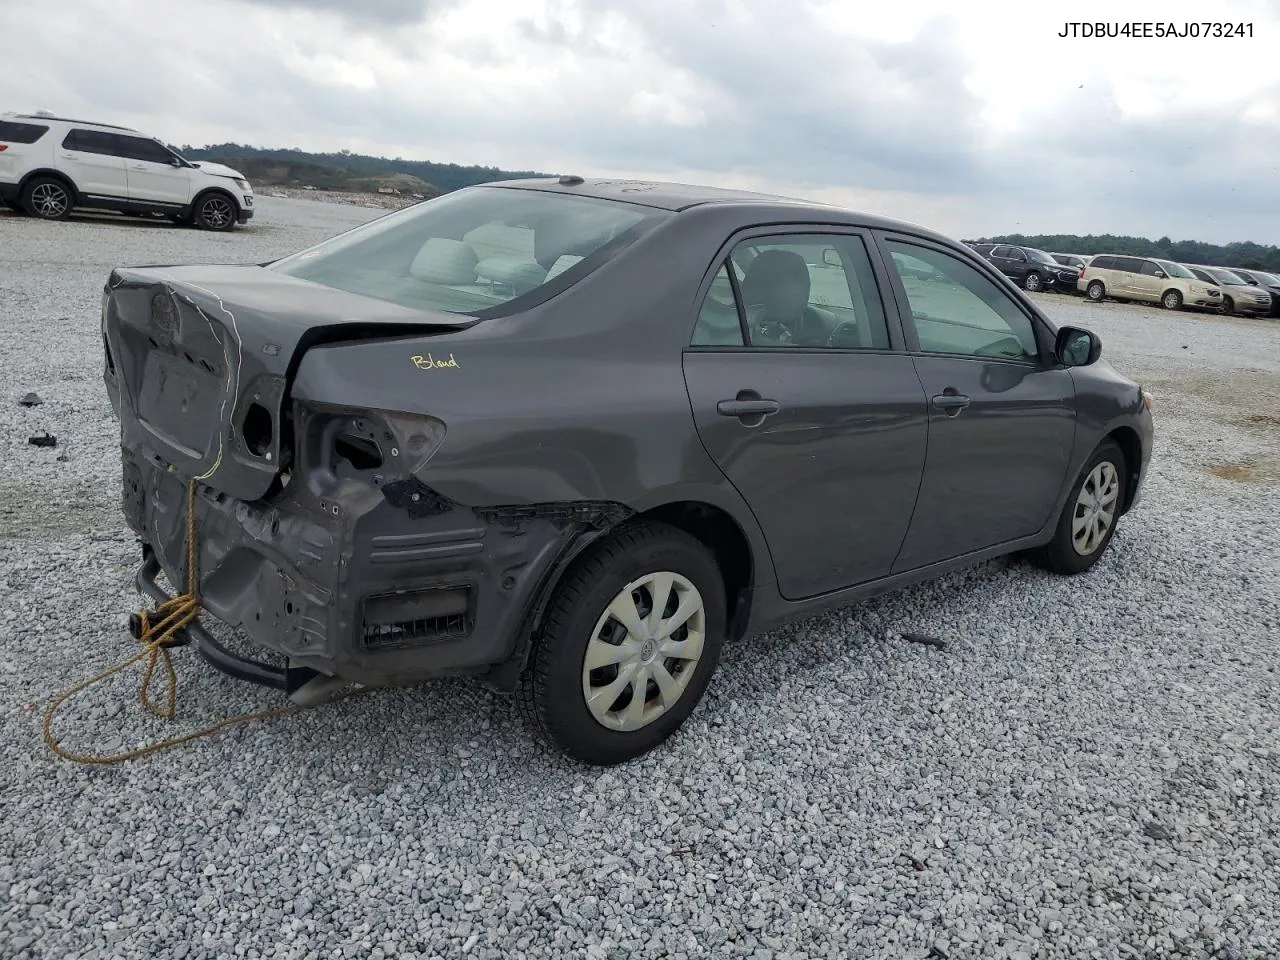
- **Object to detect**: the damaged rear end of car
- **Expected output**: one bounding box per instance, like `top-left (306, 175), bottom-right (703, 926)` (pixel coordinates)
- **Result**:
top-left (100, 259), bottom-right (629, 697)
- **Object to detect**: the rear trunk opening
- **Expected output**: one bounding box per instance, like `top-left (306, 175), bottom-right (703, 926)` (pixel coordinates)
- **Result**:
top-left (102, 263), bottom-right (474, 501)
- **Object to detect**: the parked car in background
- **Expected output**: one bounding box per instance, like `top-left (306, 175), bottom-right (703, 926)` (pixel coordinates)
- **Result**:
top-left (1226, 268), bottom-right (1280, 317)
top-left (1050, 252), bottom-right (1092, 270)
top-left (102, 177), bottom-right (1154, 764)
top-left (1078, 255), bottom-right (1222, 311)
top-left (0, 112), bottom-right (254, 230)
top-left (1185, 265), bottom-right (1274, 316)
top-left (975, 243), bottom-right (1081, 293)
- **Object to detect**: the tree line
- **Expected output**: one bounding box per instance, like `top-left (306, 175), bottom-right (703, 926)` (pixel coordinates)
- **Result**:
top-left (180, 143), bottom-right (550, 197)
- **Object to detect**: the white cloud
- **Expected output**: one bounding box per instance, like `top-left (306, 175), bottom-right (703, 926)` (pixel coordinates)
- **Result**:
top-left (2, 0), bottom-right (1279, 244)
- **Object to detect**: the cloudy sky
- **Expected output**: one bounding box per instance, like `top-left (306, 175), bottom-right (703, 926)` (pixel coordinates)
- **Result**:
top-left (4, 0), bottom-right (1279, 245)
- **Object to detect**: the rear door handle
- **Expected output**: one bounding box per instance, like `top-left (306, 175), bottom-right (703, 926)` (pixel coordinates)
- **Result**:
top-left (131, 164), bottom-right (148, 170)
top-left (931, 393), bottom-right (971, 415)
top-left (717, 399), bottom-right (780, 417)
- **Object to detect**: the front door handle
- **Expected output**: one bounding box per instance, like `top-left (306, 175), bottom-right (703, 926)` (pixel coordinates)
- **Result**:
top-left (131, 164), bottom-right (148, 170)
top-left (717, 398), bottom-right (780, 418)
top-left (931, 393), bottom-right (971, 416)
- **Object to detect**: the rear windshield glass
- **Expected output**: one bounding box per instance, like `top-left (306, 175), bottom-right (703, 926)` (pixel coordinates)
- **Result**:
top-left (269, 186), bottom-right (666, 315)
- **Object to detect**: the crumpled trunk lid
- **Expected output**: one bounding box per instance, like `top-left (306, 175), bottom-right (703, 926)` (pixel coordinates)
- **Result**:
top-left (102, 263), bottom-right (472, 502)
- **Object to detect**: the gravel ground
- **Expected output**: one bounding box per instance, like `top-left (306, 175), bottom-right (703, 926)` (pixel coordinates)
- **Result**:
top-left (1, 202), bottom-right (1278, 960)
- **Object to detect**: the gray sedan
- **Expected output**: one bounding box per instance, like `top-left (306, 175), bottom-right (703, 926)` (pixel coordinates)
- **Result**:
top-left (101, 177), bottom-right (1155, 765)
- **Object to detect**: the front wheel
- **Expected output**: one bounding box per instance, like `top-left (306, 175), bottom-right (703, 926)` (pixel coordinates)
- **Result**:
top-left (1221, 296), bottom-right (1234, 315)
top-left (1028, 440), bottom-right (1128, 575)
top-left (520, 522), bottom-right (727, 765)
top-left (1086, 280), bottom-right (1106, 302)
top-left (192, 192), bottom-right (238, 231)
top-left (1162, 290), bottom-right (1183, 310)
top-left (1024, 272), bottom-right (1044, 292)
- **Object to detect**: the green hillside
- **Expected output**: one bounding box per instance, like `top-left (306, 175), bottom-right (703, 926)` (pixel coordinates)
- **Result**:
top-left (178, 144), bottom-right (552, 196)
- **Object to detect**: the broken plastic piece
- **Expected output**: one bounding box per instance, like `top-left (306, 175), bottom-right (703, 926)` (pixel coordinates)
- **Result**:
top-left (28, 432), bottom-right (56, 448)
top-left (18, 392), bottom-right (42, 407)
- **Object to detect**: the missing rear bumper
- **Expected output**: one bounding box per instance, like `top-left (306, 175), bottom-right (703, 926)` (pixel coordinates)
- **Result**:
top-left (134, 545), bottom-right (320, 695)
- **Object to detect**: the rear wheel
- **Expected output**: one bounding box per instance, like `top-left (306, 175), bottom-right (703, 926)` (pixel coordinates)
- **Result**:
top-left (192, 192), bottom-right (237, 231)
top-left (1028, 440), bottom-right (1128, 575)
top-left (520, 521), bottom-right (727, 765)
top-left (1024, 271), bottom-right (1044, 292)
top-left (1162, 289), bottom-right (1183, 310)
top-left (21, 177), bottom-right (73, 220)
top-left (1086, 280), bottom-right (1106, 302)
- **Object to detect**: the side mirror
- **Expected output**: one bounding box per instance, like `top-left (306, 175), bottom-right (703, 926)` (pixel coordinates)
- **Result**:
top-left (1154, 270), bottom-right (1166, 278)
top-left (169, 157), bottom-right (183, 167)
top-left (822, 248), bottom-right (841, 268)
top-left (1056, 326), bottom-right (1101, 367)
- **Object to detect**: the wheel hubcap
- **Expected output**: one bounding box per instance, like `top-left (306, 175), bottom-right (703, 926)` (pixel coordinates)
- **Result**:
top-left (581, 571), bottom-right (706, 732)
top-left (32, 184), bottom-right (68, 217)
top-left (1027, 275), bottom-right (1040, 290)
top-left (203, 198), bottom-right (232, 227)
top-left (1071, 461), bottom-right (1120, 556)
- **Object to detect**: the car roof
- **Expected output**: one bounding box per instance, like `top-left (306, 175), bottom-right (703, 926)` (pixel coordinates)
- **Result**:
top-left (1, 112), bottom-right (138, 132)
top-left (479, 177), bottom-right (959, 239)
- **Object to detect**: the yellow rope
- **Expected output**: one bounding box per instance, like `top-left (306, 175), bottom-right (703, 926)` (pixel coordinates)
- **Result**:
top-left (42, 479), bottom-right (364, 765)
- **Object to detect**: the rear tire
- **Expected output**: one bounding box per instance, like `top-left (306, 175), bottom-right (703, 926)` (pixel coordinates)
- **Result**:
top-left (21, 176), bottom-right (74, 220)
top-left (1086, 280), bottom-right (1106, 302)
top-left (519, 521), bottom-right (727, 765)
top-left (192, 192), bottom-right (237, 231)
top-left (1028, 440), bottom-right (1128, 575)
top-left (1161, 289), bottom-right (1183, 310)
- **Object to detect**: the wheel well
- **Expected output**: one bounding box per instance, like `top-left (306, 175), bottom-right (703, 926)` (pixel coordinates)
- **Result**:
top-left (1105, 426), bottom-right (1142, 514)
top-left (19, 169), bottom-right (79, 202)
top-left (192, 187), bottom-right (239, 213)
top-left (640, 501), bottom-right (754, 643)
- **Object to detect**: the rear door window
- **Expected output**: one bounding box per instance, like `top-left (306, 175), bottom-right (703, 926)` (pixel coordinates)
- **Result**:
top-left (1113, 256), bottom-right (1144, 274)
top-left (64, 129), bottom-right (122, 156)
top-left (693, 232), bottom-right (891, 350)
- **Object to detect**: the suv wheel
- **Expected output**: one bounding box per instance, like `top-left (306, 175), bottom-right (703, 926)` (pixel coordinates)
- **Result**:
top-left (520, 521), bottom-right (727, 765)
top-left (1086, 280), bottom-right (1106, 302)
top-left (1023, 272), bottom-right (1043, 292)
top-left (21, 177), bottom-right (73, 220)
top-left (1162, 290), bottom-right (1183, 310)
top-left (192, 192), bottom-right (237, 231)
top-left (1027, 440), bottom-right (1128, 575)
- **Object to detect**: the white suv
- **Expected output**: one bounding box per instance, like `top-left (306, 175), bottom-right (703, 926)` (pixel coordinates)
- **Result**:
top-left (0, 113), bottom-right (254, 230)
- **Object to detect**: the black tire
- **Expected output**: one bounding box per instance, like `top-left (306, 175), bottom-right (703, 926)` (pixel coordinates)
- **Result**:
top-left (20, 176), bottom-right (74, 220)
top-left (1024, 271), bottom-right (1043, 292)
top-left (192, 191), bottom-right (238, 231)
top-left (1028, 440), bottom-right (1128, 575)
top-left (1161, 289), bottom-right (1183, 311)
top-left (519, 521), bottom-right (727, 765)
top-left (1086, 280), bottom-right (1106, 302)
top-left (1222, 296), bottom-right (1234, 315)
